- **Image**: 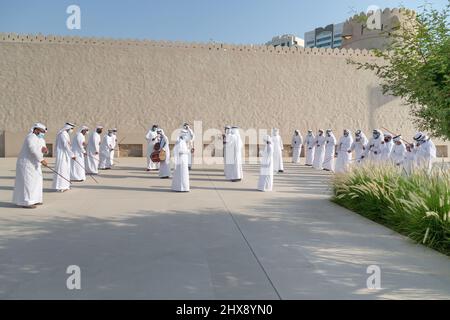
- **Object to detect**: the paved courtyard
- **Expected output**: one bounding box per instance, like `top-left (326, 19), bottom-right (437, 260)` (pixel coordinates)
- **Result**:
top-left (0, 158), bottom-right (449, 299)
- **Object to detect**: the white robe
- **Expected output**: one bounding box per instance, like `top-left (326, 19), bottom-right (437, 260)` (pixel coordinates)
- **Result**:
top-left (403, 149), bottom-right (417, 175)
top-left (158, 134), bottom-right (171, 178)
top-left (323, 134), bottom-right (336, 172)
top-left (226, 132), bottom-right (243, 180)
top-left (381, 140), bottom-right (394, 162)
top-left (99, 134), bottom-right (114, 169)
top-left (257, 142), bottom-right (273, 192)
top-left (391, 143), bottom-right (406, 166)
top-left (13, 133), bottom-right (45, 206)
top-left (71, 132), bottom-right (86, 181)
top-left (367, 136), bottom-right (384, 162)
top-left (272, 134), bottom-right (284, 172)
top-left (291, 134), bottom-right (303, 163)
top-left (416, 139), bottom-right (437, 173)
top-left (52, 130), bottom-right (73, 190)
top-left (86, 132), bottom-right (101, 174)
top-left (351, 135), bottom-right (368, 165)
top-left (110, 134), bottom-right (117, 166)
top-left (145, 129), bottom-right (159, 170)
top-left (185, 127), bottom-right (195, 169)
top-left (223, 132), bottom-right (231, 178)
top-left (305, 134), bottom-right (315, 165)
top-left (313, 135), bottom-right (326, 170)
top-left (335, 135), bottom-right (353, 174)
top-left (171, 138), bottom-right (190, 192)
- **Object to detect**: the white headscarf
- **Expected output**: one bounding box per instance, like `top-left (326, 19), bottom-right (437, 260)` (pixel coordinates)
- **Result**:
top-left (58, 122), bottom-right (75, 134)
top-left (77, 125), bottom-right (89, 134)
top-left (31, 122), bottom-right (47, 133)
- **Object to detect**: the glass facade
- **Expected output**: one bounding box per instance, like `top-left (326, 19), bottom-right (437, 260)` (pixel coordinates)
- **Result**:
top-left (304, 22), bottom-right (344, 49)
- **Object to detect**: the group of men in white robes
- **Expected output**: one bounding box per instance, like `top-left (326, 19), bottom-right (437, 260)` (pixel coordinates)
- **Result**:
top-left (12, 122), bottom-right (440, 208)
top-left (53, 123), bottom-right (118, 192)
top-left (288, 128), bottom-right (437, 175)
top-left (13, 122), bottom-right (120, 207)
top-left (144, 123), bottom-right (195, 191)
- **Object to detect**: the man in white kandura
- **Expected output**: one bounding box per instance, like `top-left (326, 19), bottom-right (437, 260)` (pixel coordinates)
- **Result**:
top-left (145, 124), bottom-right (159, 171)
top-left (291, 130), bottom-right (303, 164)
top-left (110, 128), bottom-right (118, 166)
top-left (223, 126), bottom-right (231, 179)
top-left (323, 129), bottom-right (336, 172)
top-left (367, 129), bottom-right (384, 162)
top-left (403, 143), bottom-right (417, 175)
top-left (381, 133), bottom-right (394, 163)
top-left (304, 130), bottom-right (315, 166)
top-left (272, 128), bottom-right (284, 173)
top-left (351, 130), bottom-right (368, 165)
top-left (391, 135), bottom-right (406, 167)
top-left (335, 129), bottom-right (353, 174)
top-left (157, 128), bottom-right (171, 179)
top-left (413, 132), bottom-right (437, 173)
top-left (313, 129), bottom-right (326, 170)
top-left (171, 130), bottom-right (190, 192)
top-left (52, 122), bottom-right (76, 192)
top-left (86, 126), bottom-right (103, 175)
top-left (13, 123), bottom-right (48, 208)
top-left (226, 126), bottom-right (244, 182)
top-left (257, 135), bottom-right (274, 192)
top-left (99, 129), bottom-right (115, 170)
top-left (71, 126), bottom-right (89, 182)
top-left (183, 123), bottom-right (195, 170)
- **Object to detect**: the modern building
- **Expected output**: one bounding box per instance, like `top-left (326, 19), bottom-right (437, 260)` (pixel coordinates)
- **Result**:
top-left (265, 34), bottom-right (304, 48)
top-left (304, 22), bottom-right (344, 49)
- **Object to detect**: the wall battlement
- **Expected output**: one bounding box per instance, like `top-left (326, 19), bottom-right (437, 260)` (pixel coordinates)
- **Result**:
top-left (346, 7), bottom-right (416, 23)
top-left (0, 33), bottom-right (375, 57)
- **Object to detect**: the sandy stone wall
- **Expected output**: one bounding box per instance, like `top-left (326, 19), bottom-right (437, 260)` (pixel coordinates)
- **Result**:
top-left (0, 33), bottom-right (448, 157)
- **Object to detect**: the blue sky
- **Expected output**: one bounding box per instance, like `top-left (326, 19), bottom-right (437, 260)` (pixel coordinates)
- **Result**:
top-left (0, 0), bottom-right (447, 44)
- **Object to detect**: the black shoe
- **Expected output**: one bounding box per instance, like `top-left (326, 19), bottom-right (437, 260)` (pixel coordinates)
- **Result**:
top-left (278, 170), bottom-right (284, 173)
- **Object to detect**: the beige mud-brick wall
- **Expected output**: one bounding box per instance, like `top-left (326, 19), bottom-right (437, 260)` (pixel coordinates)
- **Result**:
top-left (0, 33), bottom-right (448, 158)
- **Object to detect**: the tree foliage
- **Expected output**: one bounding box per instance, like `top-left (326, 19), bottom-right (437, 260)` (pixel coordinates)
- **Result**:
top-left (351, 2), bottom-right (450, 140)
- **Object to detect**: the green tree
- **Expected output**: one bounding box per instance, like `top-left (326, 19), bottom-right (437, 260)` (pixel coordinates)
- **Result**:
top-left (351, 2), bottom-right (450, 140)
